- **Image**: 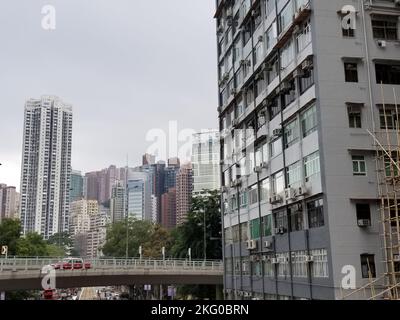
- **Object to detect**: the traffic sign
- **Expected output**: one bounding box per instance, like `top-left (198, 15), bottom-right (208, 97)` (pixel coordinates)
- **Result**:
top-left (1, 245), bottom-right (8, 256)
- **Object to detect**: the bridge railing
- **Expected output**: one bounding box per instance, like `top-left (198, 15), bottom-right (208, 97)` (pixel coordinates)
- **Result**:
top-left (0, 257), bottom-right (223, 272)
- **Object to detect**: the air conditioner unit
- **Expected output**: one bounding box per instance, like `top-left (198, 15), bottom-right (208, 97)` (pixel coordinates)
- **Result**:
top-left (274, 227), bottom-right (285, 235)
top-left (269, 194), bottom-right (282, 205)
top-left (217, 26), bottom-right (224, 34)
top-left (262, 62), bottom-right (273, 72)
top-left (232, 119), bottom-right (238, 127)
top-left (293, 69), bottom-right (305, 78)
top-left (271, 257), bottom-right (279, 264)
top-left (305, 255), bottom-right (314, 263)
top-left (258, 35), bottom-right (263, 42)
top-left (231, 88), bottom-right (237, 95)
top-left (377, 40), bottom-right (387, 48)
top-left (301, 60), bottom-right (313, 70)
top-left (223, 72), bottom-right (230, 80)
top-left (296, 186), bottom-right (308, 197)
top-left (285, 188), bottom-right (295, 200)
top-left (280, 82), bottom-right (292, 93)
top-left (261, 162), bottom-right (268, 169)
top-left (272, 128), bottom-right (283, 137)
top-left (357, 219), bottom-right (371, 227)
top-left (240, 59), bottom-right (251, 67)
top-left (254, 166), bottom-right (262, 173)
top-left (246, 239), bottom-right (257, 250)
top-left (264, 241), bottom-right (272, 249)
top-left (394, 254), bottom-right (400, 262)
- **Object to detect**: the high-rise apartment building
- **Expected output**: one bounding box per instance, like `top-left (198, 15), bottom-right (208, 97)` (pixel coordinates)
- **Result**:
top-left (176, 164), bottom-right (193, 225)
top-left (192, 131), bottom-right (221, 196)
top-left (86, 206), bottom-right (110, 258)
top-left (0, 184), bottom-right (19, 221)
top-left (110, 182), bottom-right (125, 223)
top-left (20, 96), bottom-right (72, 239)
top-left (143, 153), bottom-right (156, 166)
top-left (161, 187), bottom-right (177, 230)
top-left (70, 170), bottom-right (84, 202)
top-left (215, 0), bottom-right (400, 300)
top-left (69, 199), bottom-right (99, 236)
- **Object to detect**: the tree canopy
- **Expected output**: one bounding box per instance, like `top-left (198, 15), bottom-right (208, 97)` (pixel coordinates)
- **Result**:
top-left (170, 190), bottom-right (222, 260)
top-left (0, 219), bottom-right (21, 256)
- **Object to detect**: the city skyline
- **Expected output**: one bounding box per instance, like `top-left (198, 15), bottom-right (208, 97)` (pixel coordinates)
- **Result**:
top-left (0, 0), bottom-right (218, 190)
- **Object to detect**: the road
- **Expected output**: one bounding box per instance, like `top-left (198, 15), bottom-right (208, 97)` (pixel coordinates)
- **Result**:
top-left (79, 287), bottom-right (98, 300)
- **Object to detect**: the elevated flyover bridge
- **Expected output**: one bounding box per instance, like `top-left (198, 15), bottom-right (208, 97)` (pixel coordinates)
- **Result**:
top-left (0, 257), bottom-right (223, 291)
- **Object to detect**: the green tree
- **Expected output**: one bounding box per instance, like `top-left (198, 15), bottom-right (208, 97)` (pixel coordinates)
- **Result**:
top-left (171, 190), bottom-right (222, 260)
top-left (170, 190), bottom-right (222, 299)
top-left (143, 224), bottom-right (173, 258)
top-left (0, 219), bottom-right (22, 256)
top-left (16, 233), bottom-right (49, 257)
top-left (102, 218), bottom-right (153, 257)
top-left (47, 232), bottom-right (72, 256)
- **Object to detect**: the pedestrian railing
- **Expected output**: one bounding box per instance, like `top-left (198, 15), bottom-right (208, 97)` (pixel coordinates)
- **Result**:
top-left (0, 257), bottom-right (223, 273)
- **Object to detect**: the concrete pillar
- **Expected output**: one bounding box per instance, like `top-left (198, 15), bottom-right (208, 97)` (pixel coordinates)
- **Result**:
top-left (216, 285), bottom-right (223, 300)
top-left (128, 285), bottom-right (135, 300)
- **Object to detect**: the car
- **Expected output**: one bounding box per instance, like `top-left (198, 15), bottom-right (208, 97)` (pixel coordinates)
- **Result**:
top-left (52, 258), bottom-right (91, 270)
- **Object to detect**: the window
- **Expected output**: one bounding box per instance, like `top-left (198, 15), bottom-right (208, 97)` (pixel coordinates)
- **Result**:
top-left (274, 210), bottom-right (288, 232)
top-left (263, 255), bottom-right (274, 277)
top-left (312, 249), bottom-right (329, 278)
top-left (301, 103), bottom-right (317, 137)
top-left (284, 118), bottom-right (300, 148)
top-left (281, 40), bottom-right (294, 69)
top-left (278, 2), bottom-right (293, 34)
top-left (360, 254), bottom-right (376, 278)
top-left (375, 64), bottom-right (400, 85)
top-left (268, 96), bottom-right (281, 120)
top-left (384, 153), bottom-right (400, 178)
top-left (352, 155), bottom-right (367, 176)
top-left (286, 161), bottom-right (302, 188)
top-left (372, 16), bottom-right (398, 40)
top-left (270, 138), bottom-right (283, 158)
top-left (379, 106), bottom-right (399, 130)
top-left (356, 203), bottom-right (371, 225)
top-left (304, 151), bottom-right (320, 180)
top-left (299, 68), bottom-right (314, 94)
top-left (297, 20), bottom-right (312, 52)
top-left (240, 191), bottom-right (248, 208)
top-left (249, 185), bottom-right (258, 205)
top-left (292, 251), bottom-right (308, 278)
top-left (263, 214), bottom-right (273, 237)
top-left (273, 170), bottom-right (285, 194)
top-left (250, 218), bottom-right (261, 239)
top-left (344, 62), bottom-right (358, 82)
top-left (277, 253), bottom-right (289, 277)
top-left (307, 198), bottom-right (324, 229)
top-left (242, 257), bottom-right (250, 276)
top-left (260, 178), bottom-right (270, 201)
top-left (348, 104), bottom-right (362, 128)
top-left (289, 203), bottom-right (304, 232)
top-left (252, 260), bottom-right (262, 277)
top-left (342, 25), bottom-right (355, 37)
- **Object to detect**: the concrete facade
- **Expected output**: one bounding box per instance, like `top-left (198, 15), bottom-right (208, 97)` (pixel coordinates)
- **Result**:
top-left (19, 96), bottom-right (72, 239)
top-left (215, 0), bottom-right (400, 300)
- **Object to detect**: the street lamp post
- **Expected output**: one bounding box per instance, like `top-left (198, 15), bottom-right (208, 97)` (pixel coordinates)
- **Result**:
top-left (203, 208), bottom-right (207, 262)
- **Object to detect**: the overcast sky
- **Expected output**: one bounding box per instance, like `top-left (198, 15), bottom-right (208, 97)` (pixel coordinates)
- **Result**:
top-left (0, 1), bottom-right (218, 190)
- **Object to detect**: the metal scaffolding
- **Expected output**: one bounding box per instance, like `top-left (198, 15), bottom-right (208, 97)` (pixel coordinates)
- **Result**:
top-left (369, 85), bottom-right (400, 299)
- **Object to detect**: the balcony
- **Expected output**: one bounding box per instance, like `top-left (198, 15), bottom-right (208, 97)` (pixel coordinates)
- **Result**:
top-left (275, 1), bottom-right (312, 49)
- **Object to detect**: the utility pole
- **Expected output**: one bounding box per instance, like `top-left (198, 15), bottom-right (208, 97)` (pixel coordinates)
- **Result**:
top-left (125, 154), bottom-right (129, 259)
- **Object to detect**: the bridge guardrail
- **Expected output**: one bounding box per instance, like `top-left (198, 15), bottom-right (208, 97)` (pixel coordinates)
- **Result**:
top-left (0, 257), bottom-right (223, 272)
